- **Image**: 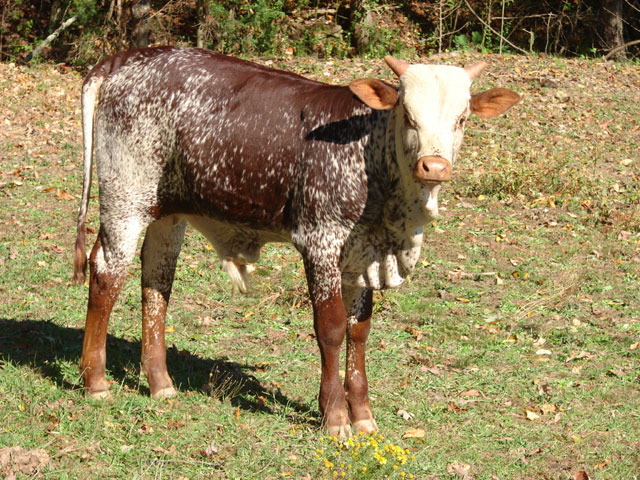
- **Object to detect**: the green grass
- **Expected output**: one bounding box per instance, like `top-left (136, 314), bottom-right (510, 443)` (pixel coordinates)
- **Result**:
top-left (1, 54), bottom-right (639, 479)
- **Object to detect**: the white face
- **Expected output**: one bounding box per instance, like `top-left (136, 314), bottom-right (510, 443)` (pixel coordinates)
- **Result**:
top-left (394, 65), bottom-right (472, 221)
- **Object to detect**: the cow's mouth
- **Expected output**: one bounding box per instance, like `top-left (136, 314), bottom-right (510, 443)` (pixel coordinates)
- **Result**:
top-left (413, 156), bottom-right (452, 184)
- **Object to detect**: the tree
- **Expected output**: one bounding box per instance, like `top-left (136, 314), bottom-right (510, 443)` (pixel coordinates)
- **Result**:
top-left (129, 0), bottom-right (150, 48)
top-left (351, 0), bottom-right (373, 54)
top-left (600, 0), bottom-right (626, 58)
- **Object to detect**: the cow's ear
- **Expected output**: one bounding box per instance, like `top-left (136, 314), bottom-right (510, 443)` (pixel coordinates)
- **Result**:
top-left (349, 78), bottom-right (398, 110)
top-left (470, 88), bottom-right (521, 118)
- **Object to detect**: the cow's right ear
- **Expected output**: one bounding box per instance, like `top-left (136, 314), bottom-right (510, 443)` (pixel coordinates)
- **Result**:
top-left (349, 78), bottom-right (398, 110)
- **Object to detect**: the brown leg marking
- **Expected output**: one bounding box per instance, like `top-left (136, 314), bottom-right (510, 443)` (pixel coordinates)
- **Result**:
top-left (80, 235), bottom-right (125, 399)
top-left (140, 216), bottom-right (186, 399)
top-left (343, 287), bottom-right (377, 434)
top-left (313, 293), bottom-right (351, 438)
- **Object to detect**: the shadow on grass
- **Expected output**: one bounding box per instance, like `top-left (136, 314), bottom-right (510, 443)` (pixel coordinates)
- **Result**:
top-left (0, 318), bottom-right (318, 425)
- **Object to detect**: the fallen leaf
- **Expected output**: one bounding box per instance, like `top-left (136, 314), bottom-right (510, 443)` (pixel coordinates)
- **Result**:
top-left (397, 408), bottom-right (414, 421)
top-left (460, 389), bottom-right (481, 398)
top-left (152, 445), bottom-right (177, 456)
top-left (447, 461), bottom-right (471, 478)
top-left (535, 349), bottom-right (552, 355)
top-left (525, 409), bottom-right (541, 421)
top-left (120, 445), bottom-right (134, 452)
top-left (420, 365), bottom-right (442, 376)
top-left (167, 419), bottom-right (185, 428)
top-left (165, 325), bottom-right (175, 333)
top-left (540, 403), bottom-right (557, 415)
top-left (573, 471), bottom-right (590, 480)
top-left (565, 351), bottom-right (592, 362)
top-left (607, 367), bottom-right (626, 378)
top-left (402, 428), bottom-right (426, 439)
top-left (204, 441), bottom-right (218, 457)
top-left (56, 189), bottom-right (75, 200)
top-left (405, 326), bottom-right (423, 340)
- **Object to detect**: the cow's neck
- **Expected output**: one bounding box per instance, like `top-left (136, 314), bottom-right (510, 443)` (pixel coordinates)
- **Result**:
top-left (341, 110), bottom-right (425, 290)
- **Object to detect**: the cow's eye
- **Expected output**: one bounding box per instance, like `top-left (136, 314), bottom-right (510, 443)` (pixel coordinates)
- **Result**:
top-left (457, 116), bottom-right (466, 129)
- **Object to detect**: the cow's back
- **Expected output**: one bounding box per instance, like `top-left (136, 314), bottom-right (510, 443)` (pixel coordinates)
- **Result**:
top-left (93, 47), bottom-right (376, 234)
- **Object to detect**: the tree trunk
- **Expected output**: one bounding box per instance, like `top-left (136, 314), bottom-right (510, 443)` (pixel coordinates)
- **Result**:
top-left (196, 0), bottom-right (207, 49)
top-left (130, 0), bottom-right (150, 48)
top-left (351, 0), bottom-right (372, 55)
top-left (600, 0), bottom-right (625, 59)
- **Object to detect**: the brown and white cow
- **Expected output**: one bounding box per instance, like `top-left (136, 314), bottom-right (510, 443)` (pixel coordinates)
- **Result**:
top-left (72, 47), bottom-right (519, 437)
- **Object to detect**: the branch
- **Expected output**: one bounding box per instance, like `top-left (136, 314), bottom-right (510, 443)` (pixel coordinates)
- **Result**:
top-left (603, 39), bottom-right (640, 60)
top-left (461, 0), bottom-right (529, 55)
top-left (26, 16), bottom-right (77, 62)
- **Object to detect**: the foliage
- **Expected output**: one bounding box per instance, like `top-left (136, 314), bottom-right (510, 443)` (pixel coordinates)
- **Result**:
top-left (1, 0), bottom-right (639, 67)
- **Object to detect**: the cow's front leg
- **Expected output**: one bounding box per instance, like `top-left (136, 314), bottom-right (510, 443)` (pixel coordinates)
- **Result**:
top-left (140, 216), bottom-right (186, 399)
top-left (304, 256), bottom-right (350, 437)
top-left (343, 286), bottom-right (377, 434)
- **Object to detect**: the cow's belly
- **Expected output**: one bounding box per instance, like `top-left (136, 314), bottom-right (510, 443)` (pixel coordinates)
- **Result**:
top-left (181, 214), bottom-right (290, 264)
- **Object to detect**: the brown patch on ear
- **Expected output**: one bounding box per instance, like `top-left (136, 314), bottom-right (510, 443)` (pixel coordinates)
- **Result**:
top-left (349, 78), bottom-right (398, 110)
top-left (470, 87), bottom-right (521, 118)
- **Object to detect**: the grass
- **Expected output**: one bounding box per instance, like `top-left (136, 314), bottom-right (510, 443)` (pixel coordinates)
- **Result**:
top-left (0, 54), bottom-right (639, 479)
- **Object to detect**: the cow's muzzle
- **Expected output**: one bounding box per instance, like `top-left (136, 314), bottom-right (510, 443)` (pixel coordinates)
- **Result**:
top-left (413, 156), bottom-right (452, 184)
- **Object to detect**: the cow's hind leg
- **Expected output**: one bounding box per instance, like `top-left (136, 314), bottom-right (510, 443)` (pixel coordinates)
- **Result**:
top-left (343, 286), bottom-right (377, 434)
top-left (140, 215), bottom-right (186, 399)
top-left (81, 221), bottom-right (144, 399)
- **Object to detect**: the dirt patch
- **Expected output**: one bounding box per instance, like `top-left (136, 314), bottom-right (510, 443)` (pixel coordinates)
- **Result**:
top-left (0, 447), bottom-right (50, 475)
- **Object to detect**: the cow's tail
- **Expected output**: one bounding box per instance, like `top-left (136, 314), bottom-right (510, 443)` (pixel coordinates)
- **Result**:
top-left (72, 74), bottom-right (104, 285)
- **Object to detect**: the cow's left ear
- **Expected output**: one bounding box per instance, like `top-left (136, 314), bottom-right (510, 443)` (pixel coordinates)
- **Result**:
top-left (470, 88), bottom-right (521, 118)
top-left (349, 78), bottom-right (398, 110)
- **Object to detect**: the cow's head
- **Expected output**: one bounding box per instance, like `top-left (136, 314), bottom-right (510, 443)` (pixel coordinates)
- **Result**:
top-left (349, 56), bottom-right (520, 222)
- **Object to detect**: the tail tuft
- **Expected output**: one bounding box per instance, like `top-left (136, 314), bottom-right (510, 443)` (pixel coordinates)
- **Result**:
top-left (72, 227), bottom-right (87, 285)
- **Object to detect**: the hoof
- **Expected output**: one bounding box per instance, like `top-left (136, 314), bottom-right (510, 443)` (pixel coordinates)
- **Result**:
top-left (326, 423), bottom-right (353, 440)
top-left (86, 389), bottom-right (112, 401)
top-left (151, 386), bottom-right (177, 400)
top-left (352, 418), bottom-right (378, 434)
